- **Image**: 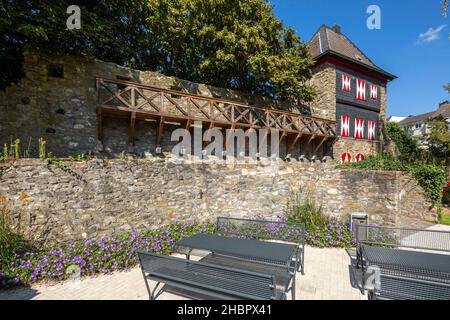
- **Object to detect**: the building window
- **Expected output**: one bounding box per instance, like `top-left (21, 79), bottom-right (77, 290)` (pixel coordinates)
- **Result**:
top-left (355, 118), bottom-right (365, 139)
top-left (341, 115), bottom-right (350, 137)
top-left (415, 122), bottom-right (422, 129)
top-left (356, 79), bottom-right (366, 101)
top-left (368, 120), bottom-right (376, 140)
top-left (370, 84), bottom-right (378, 100)
top-left (342, 74), bottom-right (351, 92)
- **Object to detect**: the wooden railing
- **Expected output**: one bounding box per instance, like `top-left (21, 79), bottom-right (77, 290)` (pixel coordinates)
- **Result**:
top-left (95, 77), bottom-right (337, 145)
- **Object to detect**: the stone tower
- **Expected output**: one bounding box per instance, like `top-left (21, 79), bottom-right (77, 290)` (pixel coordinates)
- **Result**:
top-left (308, 24), bottom-right (396, 162)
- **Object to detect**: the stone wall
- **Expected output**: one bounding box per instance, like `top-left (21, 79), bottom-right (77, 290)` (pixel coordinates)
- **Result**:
top-left (0, 159), bottom-right (437, 243)
top-left (309, 64), bottom-right (336, 121)
top-left (333, 138), bottom-right (380, 160)
top-left (0, 52), bottom-right (313, 159)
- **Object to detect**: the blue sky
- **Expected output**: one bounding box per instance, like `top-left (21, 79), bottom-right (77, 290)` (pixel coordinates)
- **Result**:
top-left (270, 0), bottom-right (450, 117)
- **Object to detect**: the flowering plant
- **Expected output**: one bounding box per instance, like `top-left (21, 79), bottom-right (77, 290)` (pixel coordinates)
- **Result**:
top-left (0, 221), bottom-right (215, 288)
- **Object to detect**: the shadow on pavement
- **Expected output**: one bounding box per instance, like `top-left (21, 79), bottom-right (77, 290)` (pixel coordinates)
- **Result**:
top-left (0, 286), bottom-right (40, 300)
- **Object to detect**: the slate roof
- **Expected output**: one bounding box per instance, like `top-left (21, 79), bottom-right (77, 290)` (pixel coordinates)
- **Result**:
top-left (399, 102), bottom-right (450, 126)
top-left (308, 25), bottom-right (396, 80)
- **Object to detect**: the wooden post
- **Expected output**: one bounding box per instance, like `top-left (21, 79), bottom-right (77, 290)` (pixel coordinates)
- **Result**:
top-left (156, 116), bottom-right (165, 147)
top-left (288, 133), bottom-right (302, 152)
top-left (97, 107), bottom-right (104, 143)
top-left (313, 136), bottom-right (327, 153)
top-left (129, 111), bottom-right (136, 145)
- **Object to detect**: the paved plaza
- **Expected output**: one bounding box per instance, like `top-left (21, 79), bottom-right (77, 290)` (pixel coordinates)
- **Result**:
top-left (0, 246), bottom-right (365, 300)
top-left (3, 224), bottom-right (449, 300)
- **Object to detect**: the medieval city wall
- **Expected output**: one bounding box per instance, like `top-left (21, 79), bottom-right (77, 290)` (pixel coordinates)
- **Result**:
top-left (0, 52), bottom-right (320, 159)
top-left (0, 159), bottom-right (437, 243)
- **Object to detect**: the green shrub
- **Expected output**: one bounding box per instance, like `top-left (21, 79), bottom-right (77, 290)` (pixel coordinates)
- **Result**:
top-left (386, 122), bottom-right (433, 163)
top-left (285, 193), bottom-right (328, 232)
top-left (283, 192), bottom-right (353, 248)
top-left (410, 164), bottom-right (448, 204)
top-left (0, 212), bottom-right (37, 275)
top-left (341, 154), bottom-right (447, 206)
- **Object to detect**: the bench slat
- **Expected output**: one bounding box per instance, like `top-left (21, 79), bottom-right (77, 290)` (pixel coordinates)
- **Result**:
top-left (138, 252), bottom-right (280, 300)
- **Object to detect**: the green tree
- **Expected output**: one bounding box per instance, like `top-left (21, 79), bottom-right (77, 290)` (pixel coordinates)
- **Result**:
top-left (445, 83), bottom-right (450, 93)
top-left (0, 1), bottom-right (151, 89)
top-left (144, 0), bottom-right (314, 104)
top-left (443, 0), bottom-right (449, 16)
top-left (0, 0), bottom-right (315, 105)
top-left (425, 115), bottom-right (450, 160)
top-left (386, 122), bottom-right (429, 162)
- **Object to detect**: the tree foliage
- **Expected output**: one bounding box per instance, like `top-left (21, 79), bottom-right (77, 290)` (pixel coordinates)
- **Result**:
top-left (0, 0), bottom-right (315, 104)
top-left (425, 115), bottom-right (450, 160)
top-left (386, 122), bottom-right (431, 163)
top-left (341, 153), bottom-right (448, 206)
top-left (443, 0), bottom-right (449, 16)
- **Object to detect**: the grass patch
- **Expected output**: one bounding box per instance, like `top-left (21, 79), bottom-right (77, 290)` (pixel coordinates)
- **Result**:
top-left (441, 214), bottom-right (450, 225)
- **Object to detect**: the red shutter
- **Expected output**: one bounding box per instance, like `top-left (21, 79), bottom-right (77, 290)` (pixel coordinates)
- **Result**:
top-left (355, 118), bottom-right (365, 139)
top-left (368, 120), bottom-right (376, 140)
top-left (357, 79), bottom-right (366, 101)
top-left (341, 152), bottom-right (351, 163)
top-left (342, 74), bottom-right (351, 92)
top-left (356, 154), bottom-right (365, 162)
top-left (370, 84), bottom-right (378, 100)
top-left (341, 115), bottom-right (350, 137)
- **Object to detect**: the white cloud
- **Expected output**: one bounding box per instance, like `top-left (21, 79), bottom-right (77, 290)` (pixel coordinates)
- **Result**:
top-left (416, 25), bottom-right (447, 45)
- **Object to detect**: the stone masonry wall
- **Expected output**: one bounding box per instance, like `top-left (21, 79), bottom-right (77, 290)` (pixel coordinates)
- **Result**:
top-left (309, 64), bottom-right (336, 121)
top-left (333, 138), bottom-right (380, 161)
top-left (0, 52), bottom-right (315, 159)
top-left (0, 159), bottom-right (437, 243)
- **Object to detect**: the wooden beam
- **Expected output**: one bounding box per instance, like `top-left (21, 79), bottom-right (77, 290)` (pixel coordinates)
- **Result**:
top-left (156, 116), bottom-right (165, 147)
top-left (129, 111), bottom-right (136, 145)
top-left (96, 77), bottom-right (339, 149)
top-left (280, 131), bottom-right (288, 143)
top-left (288, 133), bottom-right (302, 152)
top-left (313, 136), bottom-right (327, 153)
top-left (202, 122), bottom-right (215, 148)
top-left (224, 124), bottom-right (236, 150)
top-left (97, 107), bottom-right (104, 143)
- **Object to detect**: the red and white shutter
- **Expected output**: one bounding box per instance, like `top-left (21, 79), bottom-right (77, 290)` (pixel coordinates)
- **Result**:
top-left (342, 74), bottom-right (351, 92)
top-left (368, 120), bottom-right (376, 140)
top-left (341, 115), bottom-right (350, 137)
top-left (356, 154), bottom-right (365, 162)
top-left (341, 152), bottom-right (351, 163)
top-left (370, 84), bottom-right (378, 100)
top-left (355, 118), bottom-right (365, 139)
top-left (357, 79), bottom-right (366, 101)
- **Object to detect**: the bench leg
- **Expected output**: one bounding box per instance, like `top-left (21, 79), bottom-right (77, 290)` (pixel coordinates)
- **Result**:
top-left (150, 281), bottom-right (161, 300)
top-left (291, 276), bottom-right (296, 300)
top-left (186, 249), bottom-right (192, 260)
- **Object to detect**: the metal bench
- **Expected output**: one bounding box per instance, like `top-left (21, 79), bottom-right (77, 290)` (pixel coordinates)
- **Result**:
top-left (173, 217), bottom-right (304, 300)
top-left (355, 224), bottom-right (450, 300)
top-left (213, 217), bottom-right (306, 275)
top-left (137, 252), bottom-right (286, 300)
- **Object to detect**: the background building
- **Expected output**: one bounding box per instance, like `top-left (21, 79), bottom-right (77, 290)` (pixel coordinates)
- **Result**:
top-left (394, 100), bottom-right (450, 147)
